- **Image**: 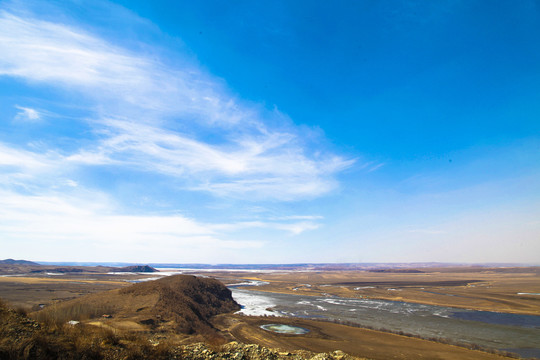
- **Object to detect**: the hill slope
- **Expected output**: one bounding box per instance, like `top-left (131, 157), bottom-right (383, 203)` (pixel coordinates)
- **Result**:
top-left (1, 299), bottom-right (361, 359)
top-left (33, 274), bottom-right (240, 334)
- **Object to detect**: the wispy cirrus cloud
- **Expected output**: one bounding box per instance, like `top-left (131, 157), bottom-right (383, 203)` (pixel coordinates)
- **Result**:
top-left (14, 105), bottom-right (41, 122)
top-left (211, 220), bottom-right (320, 235)
top-left (0, 8), bottom-right (254, 128)
top-left (0, 9), bottom-right (354, 201)
top-left (64, 118), bottom-right (353, 200)
top-left (0, 142), bottom-right (54, 170)
top-left (0, 2), bottom-right (358, 262)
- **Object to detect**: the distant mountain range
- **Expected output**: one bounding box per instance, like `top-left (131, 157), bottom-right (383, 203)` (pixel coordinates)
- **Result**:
top-left (0, 259), bottom-right (39, 266)
top-left (44, 262), bottom-right (540, 269)
top-left (4, 259), bottom-right (539, 270)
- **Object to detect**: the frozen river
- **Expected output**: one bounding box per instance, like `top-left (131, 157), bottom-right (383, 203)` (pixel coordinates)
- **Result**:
top-left (231, 287), bottom-right (540, 358)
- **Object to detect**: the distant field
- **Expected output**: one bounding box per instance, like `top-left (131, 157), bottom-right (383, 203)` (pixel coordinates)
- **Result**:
top-left (1, 265), bottom-right (539, 315)
top-left (0, 271), bottom-right (144, 310)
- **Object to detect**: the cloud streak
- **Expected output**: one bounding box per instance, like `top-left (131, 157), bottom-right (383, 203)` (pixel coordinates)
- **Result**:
top-left (0, 2), bottom-right (359, 262)
top-left (0, 9), bottom-right (354, 201)
top-left (211, 220), bottom-right (320, 235)
top-left (14, 105), bottom-right (41, 122)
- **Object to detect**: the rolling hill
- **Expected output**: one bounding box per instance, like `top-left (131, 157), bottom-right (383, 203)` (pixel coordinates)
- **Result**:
top-left (33, 274), bottom-right (240, 334)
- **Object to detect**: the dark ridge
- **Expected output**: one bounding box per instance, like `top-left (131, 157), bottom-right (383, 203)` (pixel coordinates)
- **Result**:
top-left (0, 259), bottom-right (39, 266)
top-left (115, 265), bottom-right (158, 273)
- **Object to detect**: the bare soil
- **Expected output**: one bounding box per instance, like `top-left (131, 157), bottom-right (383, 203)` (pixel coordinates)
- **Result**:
top-left (214, 315), bottom-right (512, 360)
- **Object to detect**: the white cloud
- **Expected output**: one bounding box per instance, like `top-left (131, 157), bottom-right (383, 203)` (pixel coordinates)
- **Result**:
top-left (14, 105), bottom-right (41, 122)
top-left (0, 143), bottom-right (61, 190)
top-left (0, 142), bottom-right (86, 192)
top-left (65, 119), bottom-right (354, 200)
top-left (0, 10), bottom-right (354, 201)
top-left (0, 188), bottom-right (263, 262)
top-left (0, 143), bottom-right (52, 170)
top-left (64, 179), bottom-right (78, 187)
top-left (0, 5), bottom-right (358, 261)
top-left (197, 177), bottom-right (337, 201)
top-left (211, 219), bottom-right (320, 235)
top-left (0, 10), bottom-right (246, 124)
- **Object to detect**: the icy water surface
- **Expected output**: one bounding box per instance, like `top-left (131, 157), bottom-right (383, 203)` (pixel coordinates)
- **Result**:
top-left (231, 287), bottom-right (540, 358)
top-left (261, 324), bottom-right (309, 334)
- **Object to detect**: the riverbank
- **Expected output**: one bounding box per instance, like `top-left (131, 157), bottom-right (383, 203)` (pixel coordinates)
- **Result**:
top-left (229, 287), bottom-right (540, 358)
top-left (221, 267), bottom-right (540, 316)
top-left (213, 314), bottom-right (516, 360)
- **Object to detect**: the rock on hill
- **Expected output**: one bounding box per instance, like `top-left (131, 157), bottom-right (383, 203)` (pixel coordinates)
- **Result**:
top-left (176, 342), bottom-right (360, 360)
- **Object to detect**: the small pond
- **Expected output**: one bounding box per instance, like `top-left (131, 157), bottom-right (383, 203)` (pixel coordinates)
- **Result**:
top-left (260, 324), bottom-right (310, 334)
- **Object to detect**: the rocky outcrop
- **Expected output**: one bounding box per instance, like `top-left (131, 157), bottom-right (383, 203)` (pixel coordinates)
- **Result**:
top-left (174, 342), bottom-right (361, 360)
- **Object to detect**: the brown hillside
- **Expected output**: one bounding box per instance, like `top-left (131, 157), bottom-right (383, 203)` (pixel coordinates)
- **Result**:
top-left (32, 275), bottom-right (240, 335)
top-left (1, 299), bottom-right (362, 360)
top-left (119, 274), bottom-right (240, 333)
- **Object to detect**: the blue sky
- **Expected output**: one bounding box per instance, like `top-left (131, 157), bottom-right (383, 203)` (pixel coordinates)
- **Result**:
top-left (1, 0), bottom-right (539, 263)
